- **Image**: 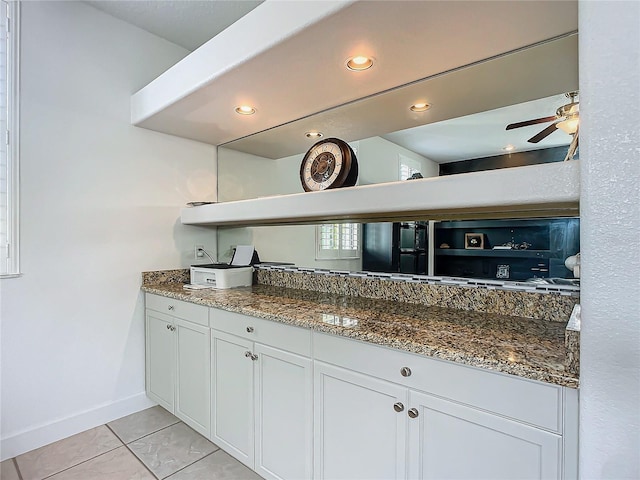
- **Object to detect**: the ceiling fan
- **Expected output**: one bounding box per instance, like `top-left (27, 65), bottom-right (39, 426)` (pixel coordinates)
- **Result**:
top-left (506, 91), bottom-right (579, 144)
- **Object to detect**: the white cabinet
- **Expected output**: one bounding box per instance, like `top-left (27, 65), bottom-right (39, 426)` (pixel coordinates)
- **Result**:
top-left (145, 294), bottom-right (210, 437)
top-left (313, 332), bottom-right (575, 480)
top-left (408, 390), bottom-right (561, 480)
top-left (210, 330), bottom-right (254, 464)
top-left (145, 294), bottom-right (577, 480)
top-left (314, 362), bottom-right (407, 480)
top-left (211, 309), bottom-right (312, 480)
top-left (146, 310), bottom-right (175, 411)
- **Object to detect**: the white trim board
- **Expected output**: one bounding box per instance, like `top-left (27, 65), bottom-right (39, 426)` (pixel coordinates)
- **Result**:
top-left (0, 392), bottom-right (155, 460)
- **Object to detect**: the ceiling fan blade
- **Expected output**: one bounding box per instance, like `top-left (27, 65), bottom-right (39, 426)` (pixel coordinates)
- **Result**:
top-left (528, 123), bottom-right (558, 143)
top-left (506, 116), bottom-right (558, 130)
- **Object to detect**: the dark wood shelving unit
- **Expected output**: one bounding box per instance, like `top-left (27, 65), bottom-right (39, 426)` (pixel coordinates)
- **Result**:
top-left (434, 218), bottom-right (580, 281)
top-left (436, 248), bottom-right (559, 258)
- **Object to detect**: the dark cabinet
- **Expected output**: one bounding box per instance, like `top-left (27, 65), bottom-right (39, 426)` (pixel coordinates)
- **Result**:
top-left (363, 221), bottom-right (428, 275)
top-left (434, 218), bottom-right (580, 281)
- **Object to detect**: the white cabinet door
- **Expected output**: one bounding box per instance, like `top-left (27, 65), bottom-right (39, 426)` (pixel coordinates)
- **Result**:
top-left (408, 390), bottom-right (562, 480)
top-left (254, 344), bottom-right (312, 480)
top-left (211, 330), bottom-right (255, 468)
top-left (314, 362), bottom-right (408, 480)
top-left (175, 318), bottom-right (210, 437)
top-left (145, 310), bottom-right (175, 412)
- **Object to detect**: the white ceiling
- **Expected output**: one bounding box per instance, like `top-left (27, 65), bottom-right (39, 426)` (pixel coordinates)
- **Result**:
top-left (383, 94), bottom-right (573, 163)
top-left (86, 0), bottom-right (263, 51)
top-left (85, 0), bottom-right (578, 162)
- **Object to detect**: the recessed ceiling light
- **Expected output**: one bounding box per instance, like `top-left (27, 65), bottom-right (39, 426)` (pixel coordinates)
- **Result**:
top-left (346, 55), bottom-right (374, 71)
top-left (503, 144), bottom-right (516, 152)
top-left (409, 102), bottom-right (430, 112)
top-left (235, 105), bottom-right (256, 115)
top-left (305, 131), bottom-right (323, 138)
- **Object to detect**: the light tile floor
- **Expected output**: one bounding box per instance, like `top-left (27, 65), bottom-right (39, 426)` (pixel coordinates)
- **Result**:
top-left (1, 406), bottom-right (263, 480)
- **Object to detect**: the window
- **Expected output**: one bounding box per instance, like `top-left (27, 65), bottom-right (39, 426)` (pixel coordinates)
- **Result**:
top-left (399, 154), bottom-right (421, 181)
top-left (0, 0), bottom-right (19, 276)
top-left (316, 223), bottom-right (361, 260)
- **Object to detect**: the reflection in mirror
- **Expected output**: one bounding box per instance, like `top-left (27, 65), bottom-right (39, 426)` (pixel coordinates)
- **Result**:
top-left (217, 216), bottom-right (580, 284)
top-left (218, 34), bottom-right (578, 200)
top-left (215, 34), bottom-right (579, 286)
top-left (217, 136), bottom-right (440, 202)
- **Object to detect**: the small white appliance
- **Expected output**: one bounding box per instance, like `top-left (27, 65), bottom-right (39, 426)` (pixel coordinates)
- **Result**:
top-left (190, 264), bottom-right (253, 289)
top-left (190, 244), bottom-right (255, 289)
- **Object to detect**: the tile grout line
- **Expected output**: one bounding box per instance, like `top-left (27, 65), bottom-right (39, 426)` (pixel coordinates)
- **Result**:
top-left (12, 457), bottom-right (24, 480)
top-left (38, 444), bottom-right (123, 480)
top-left (111, 418), bottom-right (181, 444)
top-left (160, 449), bottom-right (220, 480)
top-left (120, 421), bottom-right (220, 480)
top-left (106, 423), bottom-right (160, 480)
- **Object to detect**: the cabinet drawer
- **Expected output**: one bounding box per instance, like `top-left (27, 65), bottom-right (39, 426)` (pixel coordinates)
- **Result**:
top-left (313, 332), bottom-right (562, 433)
top-left (211, 309), bottom-right (311, 357)
top-left (145, 294), bottom-right (209, 326)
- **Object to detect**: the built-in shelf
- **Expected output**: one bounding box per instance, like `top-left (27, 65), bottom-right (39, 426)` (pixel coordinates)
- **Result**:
top-left (436, 249), bottom-right (558, 258)
top-left (181, 161), bottom-right (580, 227)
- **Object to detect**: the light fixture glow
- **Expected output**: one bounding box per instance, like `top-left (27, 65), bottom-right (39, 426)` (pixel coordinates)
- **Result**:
top-left (502, 144), bottom-right (515, 152)
top-left (235, 105), bottom-right (256, 115)
top-left (410, 102), bottom-right (430, 112)
top-left (556, 116), bottom-right (579, 134)
top-left (346, 55), bottom-right (374, 71)
top-left (305, 131), bottom-right (323, 139)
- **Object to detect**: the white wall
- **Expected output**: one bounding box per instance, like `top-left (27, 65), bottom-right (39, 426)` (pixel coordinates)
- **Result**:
top-left (0, 2), bottom-right (218, 459)
top-left (217, 147), bottom-right (276, 201)
top-left (357, 137), bottom-right (439, 185)
top-left (579, 1), bottom-right (640, 478)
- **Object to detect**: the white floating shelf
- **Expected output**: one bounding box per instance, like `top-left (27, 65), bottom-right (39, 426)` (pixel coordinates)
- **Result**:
top-left (181, 162), bottom-right (580, 227)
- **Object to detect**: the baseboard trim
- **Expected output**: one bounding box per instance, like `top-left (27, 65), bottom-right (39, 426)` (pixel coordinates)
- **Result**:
top-left (1, 392), bottom-right (155, 460)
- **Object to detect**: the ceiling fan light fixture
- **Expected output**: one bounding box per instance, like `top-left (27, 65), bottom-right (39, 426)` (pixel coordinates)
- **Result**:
top-left (410, 102), bottom-right (430, 112)
top-left (346, 55), bottom-right (374, 71)
top-left (557, 116), bottom-right (579, 134)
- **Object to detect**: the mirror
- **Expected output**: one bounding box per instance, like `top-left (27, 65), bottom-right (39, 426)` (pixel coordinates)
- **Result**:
top-left (216, 217), bottom-right (580, 283)
top-left (215, 34), bottom-right (579, 284)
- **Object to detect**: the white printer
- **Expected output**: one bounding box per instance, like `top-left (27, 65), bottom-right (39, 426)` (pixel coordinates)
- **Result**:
top-left (189, 245), bottom-right (255, 289)
top-left (189, 264), bottom-right (253, 289)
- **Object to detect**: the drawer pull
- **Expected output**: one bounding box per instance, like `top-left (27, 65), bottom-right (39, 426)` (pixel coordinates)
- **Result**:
top-left (245, 351), bottom-right (252, 358)
top-left (166, 324), bottom-right (171, 330)
top-left (400, 367), bottom-right (412, 377)
top-left (408, 408), bottom-right (419, 418)
top-left (246, 326), bottom-right (254, 333)
top-left (168, 305), bottom-right (175, 311)
top-left (393, 402), bottom-right (405, 412)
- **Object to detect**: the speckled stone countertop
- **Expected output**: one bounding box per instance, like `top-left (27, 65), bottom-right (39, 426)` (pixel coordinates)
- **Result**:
top-left (142, 281), bottom-right (579, 388)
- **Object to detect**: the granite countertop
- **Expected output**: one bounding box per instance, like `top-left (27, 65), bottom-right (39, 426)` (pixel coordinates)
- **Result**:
top-left (142, 282), bottom-right (579, 388)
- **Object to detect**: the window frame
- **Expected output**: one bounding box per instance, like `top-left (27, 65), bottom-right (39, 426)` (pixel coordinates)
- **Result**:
top-left (0, 0), bottom-right (20, 277)
top-left (398, 154), bottom-right (422, 181)
top-left (315, 223), bottom-right (361, 261)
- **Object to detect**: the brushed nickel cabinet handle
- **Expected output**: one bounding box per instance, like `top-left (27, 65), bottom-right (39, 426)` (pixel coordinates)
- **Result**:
top-left (168, 305), bottom-right (175, 311)
top-left (400, 367), bottom-right (412, 377)
top-left (393, 402), bottom-right (405, 412)
top-left (408, 408), bottom-right (419, 418)
top-left (246, 326), bottom-right (254, 333)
